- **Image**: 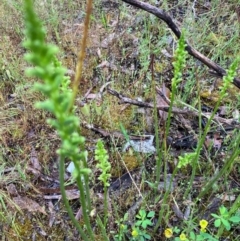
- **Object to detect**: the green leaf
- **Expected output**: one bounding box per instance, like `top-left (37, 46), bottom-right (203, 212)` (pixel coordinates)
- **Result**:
top-left (219, 206), bottom-right (228, 216)
top-left (214, 219), bottom-right (221, 227)
top-left (147, 211), bottom-right (155, 218)
top-left (199, 233), bottom-right (218, 241)
top-left (143, 233), bottom-right (151, 239)
top-left (196, 234), bottom-right (205, 241)
top-left (190, 231), bottom-right (196, 239)
top-left (139, 209), bottom-right (146, 218)
top-left (142, 219), bottom-right (152, 228)
top-left (123, 213), bottom-right (128, 220)
top-left (229, 216), bottom-right (240, 223)
top-left (211, 214), bottom-right (220, 219)
top-left (221, 219), bottom-right (231, 230)
top-left (135, 214), bottom-right (141, 220)
top-left (139, 236), bottom-right (144, 241)
top-left (173, 227), bottom-right (181, 234)
top-left (145, 181), bottom-right (157, 190)
top-left (135, 220), bottom-right (142, 227)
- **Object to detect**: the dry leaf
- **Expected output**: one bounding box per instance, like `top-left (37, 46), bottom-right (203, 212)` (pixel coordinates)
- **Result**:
top-left (48, 201), bottom-right (56, 227)
top-left (217, 193), bottom-right (236, 202)
top-left (75, 207), bottom-right (83, 221)
top-left (66, 189), bottom-right (80, 200)
top-left (101, 33), bottom-right (116, 48)
top-left (213, 133), bottom-right (222, 150)
top-left (161, 49), bottom-right (172, 58)
top-left (13, 196), bottom-right (47, 215)
top-left (205, 136), bottom-right (213, 148)
top-left (218, 106), bottom-right (228, 116)
top-left (26, 166), bottom-right (41, 177)
top-left (156, 84), bottom-right (170, 122)
top-left (30, 147), bottom-right (42, 171)
top-left (205, 134), bottom-right (222, 150)
top-left (7, 183), bottom-right (18, 197)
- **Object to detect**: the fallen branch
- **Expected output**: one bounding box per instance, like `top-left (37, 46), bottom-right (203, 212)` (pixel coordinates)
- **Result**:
top-left (108, 88), bottom-right (192, 115)
top-left (121, 0), bottom-right (240, 89)
top-left (107, 88), bottom-right (240, 127)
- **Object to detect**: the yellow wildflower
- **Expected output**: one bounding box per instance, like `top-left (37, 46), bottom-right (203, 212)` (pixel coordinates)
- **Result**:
top-left (199, 219), bottom-right (208, 230)
top-left (131, 228), bottom-right (138, 238)
top-left (179, 233), bottom-right (187, 240)
top-left (164, 228), bottom-right (173, 238)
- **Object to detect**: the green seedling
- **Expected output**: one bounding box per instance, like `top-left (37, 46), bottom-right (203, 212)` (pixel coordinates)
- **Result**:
top-left (211, 205), bottom-right (240, 231)
top-left (135, 209), bottom-right (155, 229)
top-left (131, 209), bottom-right (155, 241)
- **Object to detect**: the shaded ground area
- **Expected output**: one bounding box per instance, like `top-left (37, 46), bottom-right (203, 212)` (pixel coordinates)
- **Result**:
top-left (0, 0), bottom-right (240, 240)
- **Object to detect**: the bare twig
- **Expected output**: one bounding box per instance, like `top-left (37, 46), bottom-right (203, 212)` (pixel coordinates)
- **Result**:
top-left (121, 0), bottom-right (240, 89)
top-left (108, 88), bottom-right (191, 114)
top-left (156, 86), bottom-right (171, 105)
top-left (107, 88), bottom-right (240, 127)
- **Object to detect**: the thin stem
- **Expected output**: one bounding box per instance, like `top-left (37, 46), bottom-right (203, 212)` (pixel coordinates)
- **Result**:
top-left (152, 79), bottom-right (162, 185)
top-left (197, 133), bottom-right (240, 199)
top-left (103, 186), bottom-right (108, 227)
top-left (154, 204), bottom-right (170, 233)
top-left (83, 157), bottom-right (92, 211)
top-left (96, 215), bottom-right (109, 241)
top-left (74, 168), bottom-right (94, 239)
top-left (59, 156), bottom-right (89, 241)
top-left (183, 103), bottom-right (218, 198)
top-left (183, 91), bottom-right (236, 198)
top-left (71, 0), bottom-right (93, 107)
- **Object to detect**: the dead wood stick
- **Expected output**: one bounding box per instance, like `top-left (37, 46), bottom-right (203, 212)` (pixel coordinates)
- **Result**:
top-left (121, 0), bottom-right (240, 89)
top-left (108, 88), bottom-right (191, 114)
top-left (107, 88), bottom-right (239, 127)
